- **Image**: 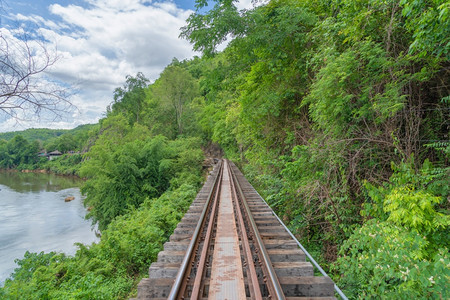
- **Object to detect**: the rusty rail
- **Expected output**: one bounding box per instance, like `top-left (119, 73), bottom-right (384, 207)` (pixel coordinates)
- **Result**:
top-left (167, 160), bottom-right (223, 300)
top-left (228, 164), bottom-right (263, 299)
top-left (246, 167), bottom-right (349, 300)
top-left (190, 166), bottom-right (222, 299)
top-left (229, 161), bottom-right (286, 300)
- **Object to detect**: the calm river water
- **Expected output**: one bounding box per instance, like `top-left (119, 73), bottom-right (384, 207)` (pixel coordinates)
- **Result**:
top-left (0, 171), bottom-right (99, 285)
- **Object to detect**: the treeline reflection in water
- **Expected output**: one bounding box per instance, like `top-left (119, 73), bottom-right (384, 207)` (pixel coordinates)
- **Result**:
top-left (0, 170), bottom-right (81, 193)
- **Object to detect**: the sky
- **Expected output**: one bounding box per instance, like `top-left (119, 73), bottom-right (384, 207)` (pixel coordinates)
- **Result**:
top-left (0, 0), bottom-right (254, 132)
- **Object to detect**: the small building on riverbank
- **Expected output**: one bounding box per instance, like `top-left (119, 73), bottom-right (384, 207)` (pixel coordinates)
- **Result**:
top-left (47, 150), bottom-right (62, 160)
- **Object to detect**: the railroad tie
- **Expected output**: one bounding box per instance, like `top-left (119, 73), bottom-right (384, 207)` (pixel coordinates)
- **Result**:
top-left (133, 160), bottom-right (336, 299)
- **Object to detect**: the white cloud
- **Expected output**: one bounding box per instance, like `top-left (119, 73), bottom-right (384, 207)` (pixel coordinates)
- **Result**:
top-left (50, 1), bottom-right (195, 84)
top-left (1, 0), bottom-right (196, 132)
top-left (235, 0), bottom-right (254, 10)
top-left (15, 13), bottom-right (64, 31)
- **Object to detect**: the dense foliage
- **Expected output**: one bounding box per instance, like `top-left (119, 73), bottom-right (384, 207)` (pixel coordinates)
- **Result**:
top-left (180, 0), bottom-right (449, 297)
top-left (79, 117), bottom-right (203, 229)
top-left (0, 135), bottom-right (40, 169)
top-left (1, 0), bottom-right (448, 298)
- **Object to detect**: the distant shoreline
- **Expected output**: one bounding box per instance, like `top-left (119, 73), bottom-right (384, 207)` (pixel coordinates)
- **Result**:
top-left (0, 168), bottom-right (83, 179)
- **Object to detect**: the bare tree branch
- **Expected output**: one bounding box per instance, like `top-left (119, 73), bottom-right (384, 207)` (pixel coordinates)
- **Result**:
top-left (0, 25), bottom-right (74, 122)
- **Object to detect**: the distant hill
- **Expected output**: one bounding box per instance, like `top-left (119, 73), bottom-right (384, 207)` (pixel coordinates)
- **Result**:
top-left (0, 124), bottom-right (97, 142)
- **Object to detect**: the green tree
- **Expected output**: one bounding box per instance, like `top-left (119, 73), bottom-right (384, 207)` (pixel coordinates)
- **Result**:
top-left (180, 0), bottom-right (246, 56)
top-left (109, 72), bottom-right (149, 124)
top-left (152, 65), bottom-right (200, 136)
top-left (0, 135), bottom-right (39, 168)
top-left (79, 112), bottom-right (204, 230)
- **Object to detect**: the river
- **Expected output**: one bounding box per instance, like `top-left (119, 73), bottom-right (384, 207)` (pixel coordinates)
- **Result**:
top-left (0, 171), bottom-right (99, 285)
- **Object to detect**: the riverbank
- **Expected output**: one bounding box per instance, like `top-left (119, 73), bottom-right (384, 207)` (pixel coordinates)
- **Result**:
top-left (1, 168), bottom-right (50, 174)
top-left (0, 163), bottom-right (83, 178)
top-left (0, 149), bottom-right (83, 176)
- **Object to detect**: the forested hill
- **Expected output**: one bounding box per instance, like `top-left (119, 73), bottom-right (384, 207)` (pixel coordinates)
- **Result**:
top-left (0, 124), bottom-right (96, 142)
top-left (0, 128), bottom-right (67, 141)
top-left (1, 0), bottom-right (449, 299)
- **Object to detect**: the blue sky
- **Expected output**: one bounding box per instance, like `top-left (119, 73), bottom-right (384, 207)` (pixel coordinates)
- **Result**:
top-left (4, 0), bottom-right (198, 19)
top-left (0, 0), bottom-right (253, 132)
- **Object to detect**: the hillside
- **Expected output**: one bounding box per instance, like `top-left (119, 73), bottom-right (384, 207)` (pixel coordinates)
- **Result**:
top-left (0, 124), bottom-right (97, 142)
top-left (0, 128), bottom-right (67, 142)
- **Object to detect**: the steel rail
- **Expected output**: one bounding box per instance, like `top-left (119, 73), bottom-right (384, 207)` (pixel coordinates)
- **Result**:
top-left (227, 161), bottom-right (263, 299)
top-left (231, 162), bottom-right (349, 300)
top-left (190, 165), bottom-right (222, 299)
top-left (229, 160), bottom-right (286, 300)
top-left (167, 160), bottom-right (223, 300)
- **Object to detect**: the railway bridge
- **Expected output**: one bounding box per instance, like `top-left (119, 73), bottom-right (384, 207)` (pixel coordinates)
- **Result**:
top-left (133, 160), bottom-right (347, 299)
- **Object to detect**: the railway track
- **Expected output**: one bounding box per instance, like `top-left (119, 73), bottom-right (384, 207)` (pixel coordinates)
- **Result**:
top-left (134, 159), bottom-right (337, 299)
